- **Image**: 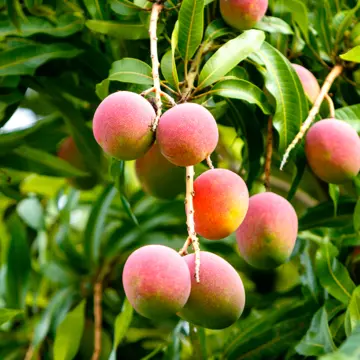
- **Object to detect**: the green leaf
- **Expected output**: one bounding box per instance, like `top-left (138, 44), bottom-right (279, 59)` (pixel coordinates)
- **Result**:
top-left (207, 80), bottom-right (272, 114)
top-left (295, 307), bottom-right (336, 356)
top-left (9, 146), bottom-right (89, 177)
top-left (345, 286), bottom-right (360, 336)
top-left (334, 2), bottom-right (360, 52)
top-left (275, 0), bottom-right (309, 41)
top-left (0, 44), bottom-right (82, 76)
top-left (6, 0), bottom-right (26, 30)
top-left (197, 30), bottom-right (265, 90)
top-left (254, 16), bottom-right (294, 35)
top-left (85, 20), bottom-right (149, 39)
top-left (178, 0), bottom-right (204, 60)
top-left (329, 184), bottom-right (340, 216)
top-left (340, 46), bottom-right (360, 63)
top-left (96, 79), bottom-right (110, 100)
top-left (0, 14), bottom-right (84, 38)
top-left (204, 19), bottom-right (234, 41)
top-left (5, 214), bottom-right (31, 309)
top-left (315, 242), bottom-right (356, 305)
top-left (17, 197), bottom-right (44, 230)
top-left (0, 308), bottom-right (23, 326)
top-left (109, 298), bottom-right (134, 360)
top-left (0, 91), bottom-right (24, 123)
top-left (320, 325), bottom-right (360, 360)
top-left (108, 58), bottom-right (153, 85)
top-left (335, 105), bottom-right (360, 132)
top-left (111, 0), bottom-right (144, 16)
top-left (314, 1), bottom-right (333, 58)
top-left (84, 185), bottom-right (118, 265)
top-left (53, 300), bottom-right (86, 360)
top-left (300, 243), bottom-right (320, 302)
top-left (299, 199), bottom-right (356, 231)
top-left (83, 0), bottom-right (108, 19)
top-left (255, 41), bottom-right (308, 152)
top-left (161, 22), bottom-right (180, 90)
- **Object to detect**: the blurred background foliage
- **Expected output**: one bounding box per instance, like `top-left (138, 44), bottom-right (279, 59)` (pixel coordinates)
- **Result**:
top-left (0, 0), bottom-right (360, 359)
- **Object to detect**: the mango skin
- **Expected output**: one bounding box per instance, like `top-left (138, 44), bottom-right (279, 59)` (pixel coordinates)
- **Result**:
top-left (93, 91), bottom-right (155, 160)
top-left (178, 251), bottom-right (245, 329)
top-left (157, 103), bottom-right (219, 167)
top-left (122, 245), bottom-right (191, 320)
top-left (135, 143), bottom-right (185, 199)
top-left (236, 192), bottom-right (298, 270)
top-left (57, 137), bottom-right (97, 190)
top-left (193, 169), bottom-right (249, 240)
top-left (292, 64), bottom-right (321, 104)
top-left (220, 0), bottom-right (268, 31)
top-left (305, 119), bottom-right (360, 184)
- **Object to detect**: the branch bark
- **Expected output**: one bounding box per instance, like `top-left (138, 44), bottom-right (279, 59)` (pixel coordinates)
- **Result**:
top-left (280, 64), bottom-right (343, 170)
top-left (264, 117), bottom-right (273, 191)
top-left (179, 166), bottom-right (201, 282)
top-left (91, 281), bottom-right (103, 360)
top-left (149, 3), bottom-right (164, 131)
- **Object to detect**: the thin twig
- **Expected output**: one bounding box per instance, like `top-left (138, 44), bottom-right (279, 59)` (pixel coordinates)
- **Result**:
top-left (149, 3), bottom-right (164, 131)
top-left (206, 155), bottom-right (214, 169)
top-left (24, 344), bottom-right (34, 360)
top-left (325, 94), bottom-right (335, 118)
top-left (264, 117), bottom-right (273, 191)
top-left (180, 166), bottom-right (201, 282)
top-left (91, 282), bottom-right (103, 360)
top-left (280, 64), bottom-right (343, 170)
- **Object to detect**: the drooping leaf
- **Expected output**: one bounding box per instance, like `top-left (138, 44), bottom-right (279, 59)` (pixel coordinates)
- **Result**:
top-left (314, 1), bottom-right (333, 58)
top-left (85, 20), bottom-right (149, 39)
top-left (0, 44), bottom-right (82, 76)
top-left (344, 286), bottom-right (360, 336)
top-left (82, 0), bottom-right (109, 19)
top-left (295, 307), bottom-right (336, 356)
top-left (206, 79), bottom-right (272, 114)
top-left (354, 198), bottom-right (360, 234)
top-left (5, 214), bottom-right (31, 309)
top-left (315, 242), bottom-right (355, 304)
top-left (109, 298), bottom-right (134, 360)
top-left (53, 300), bottom-right (86, 360)
top-left (197, 30), bottom-right (265, 90)
top-left (329, 184), bottom-right (340, 217)
top-left (84, 185), bottom-right (118, 265)
top-left (254, 16), bottom-right (294, 35)
top-left (178, 0), bottom-right (204, 60)
top-left (111, 0), bottom-right (145, 15)
top-left (254, 41), bottom-right (308, 153)
top-left (204, 19), bottom-right (234, 41)
top-left (108, 58), bottom-right (153, 85)
top-left (335, 105), bottom-right (360, 132)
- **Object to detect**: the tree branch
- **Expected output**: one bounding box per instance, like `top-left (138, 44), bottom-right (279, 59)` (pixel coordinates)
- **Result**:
top-left (91, 281), bottom-right (103, 360)
top-left (149, 3), bottom-right (164, 131)
top-left (179, 166), bottom-right (201, 282)
top-left (264, 117), bottom-right (273, 191)
top-left (280, 64), bottom-right (343, 170)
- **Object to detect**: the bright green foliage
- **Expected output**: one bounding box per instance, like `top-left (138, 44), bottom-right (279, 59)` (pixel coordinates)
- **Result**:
top-left (0, 0), bottom-right (360, 359)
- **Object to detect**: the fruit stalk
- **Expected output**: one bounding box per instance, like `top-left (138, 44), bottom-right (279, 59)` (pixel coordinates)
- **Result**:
top-left (180, 166), bottom-right (201, 282)
top-left (91, 281), bottom-right (103, 360)
top-left (280, 64), bottom-right (343, 170)
top-left (325, 94), bottom-right (336, 118)
top-left (206, 155), bottom-right (214, 169)
top-left (149, 2), bottom-right (164, 131)
top-left (264, 116), bottom-right (273, 191)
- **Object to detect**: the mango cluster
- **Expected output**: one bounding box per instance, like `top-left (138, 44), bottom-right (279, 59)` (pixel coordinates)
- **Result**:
top-left (123, 245), bottom-right (246, 329)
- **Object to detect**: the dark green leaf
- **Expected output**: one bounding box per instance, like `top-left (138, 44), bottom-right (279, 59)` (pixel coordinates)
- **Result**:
top-left (197, 30), bottom-right (265, 90)
top-left (315, 242), bottom-right (356, 304)
top-left (354, 198), bottom-right (360, 234)
top-left (314, 1), bottom-right (333, 58)
top-left (5, 214), bottom-right (31, 309)
top-left (82, 0), bottom-right (109, 19)
top-left (6, 0), bottom-right (26, 30)
top-left (111, 0), bottom-right (144, 16)
top-left (204, 19), bottom-right (234, 41)
top-left (84, 185), bottom-right (118, 265)
top-left (178, 0), bottom-right (204, 60)
top-left (0, 44), bottom-right (82, 76)
top-left (345, 286), bottom-right (360, 336)
top-left (296, 307), bottom-right (336, 356)
top-left (255, 41), bottom-right (308, 152)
